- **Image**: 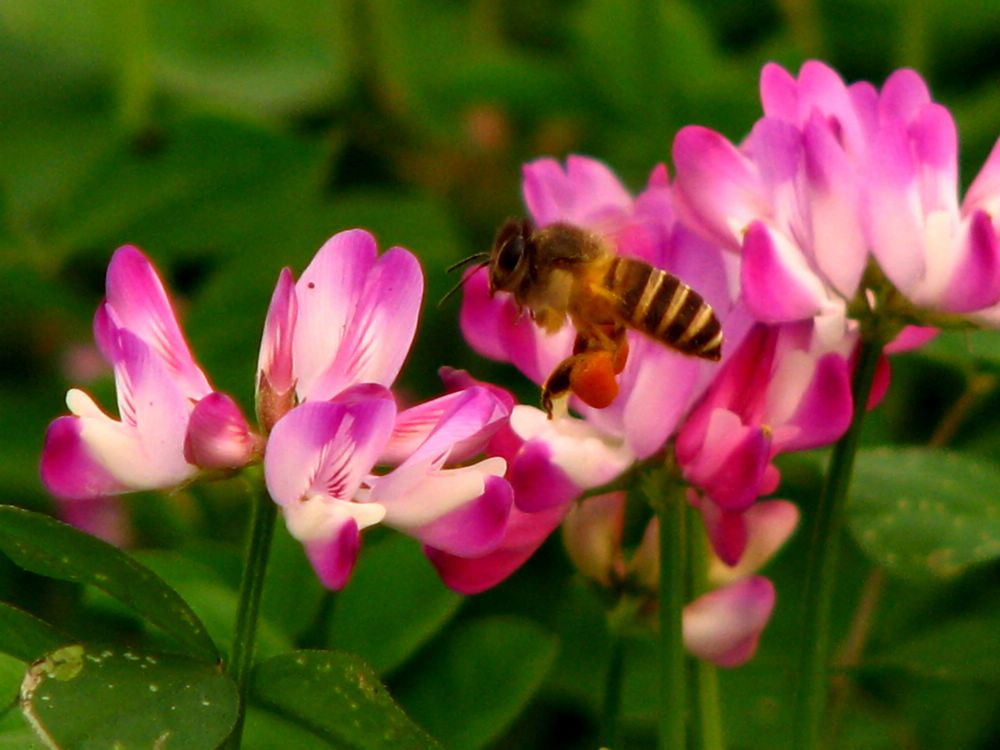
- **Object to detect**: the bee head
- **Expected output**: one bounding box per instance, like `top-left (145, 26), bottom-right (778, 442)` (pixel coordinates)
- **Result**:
top-left (489, 218), bottom-right (534, 296)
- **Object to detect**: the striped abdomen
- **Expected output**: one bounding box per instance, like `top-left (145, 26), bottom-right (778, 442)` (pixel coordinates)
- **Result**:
top-left (603, 256), bottom-right (722, 360)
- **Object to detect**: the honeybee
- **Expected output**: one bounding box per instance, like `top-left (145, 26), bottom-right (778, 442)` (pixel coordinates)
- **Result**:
top-left (447, 218), bottom-right (722, 417)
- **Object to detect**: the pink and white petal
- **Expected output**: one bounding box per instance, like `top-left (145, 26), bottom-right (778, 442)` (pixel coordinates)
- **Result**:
top-left (509, 406), bottom-right (634, 490)
top-left (40, 414), bottom-right (131, 500)
top-left (263, 394), bottom-right (396, 508)
top-left (741, 222), bottom-right (830, 323)
top-left (672, 126), bottom-right (769, 250)
top-left (939, 210), bottom-right (1000, 313)
top-left (103, 246), bottom-right (211, 399)
top-left (307, 245), bottom-right (423, 401)
top-left (425, 501), bottom-right (570, 594)
top-left (866, 121), bottom-right (927, 293)
top-left (184, 392), bottom-right (257, 470)
top-left (400, 388), bottom-right (510, 469)
top-left (709, 500), bottom-right (799, 585)
top-left (282, 501), bottom-right (362, 591)
top-left (508, 438), bottom-right (584, 512)
top-left (523, 156), bottom-right (633, 228)
top-left (390, 473), bottom-right (512, 557)
top-left (794, 61), bottom-right (868, 154)
top-left (257, 268), bottom-right (298, 396)
top-left (561, 492), bottom-right (626, 587)
top-left (683, 576), bottom-right (775, 667)
top-left (963, 135), bottom-right (1000, 218)
top-left (802, 115), bottom-right (867, 297)
top-left (910, 104), bottom-right (959, 216)
top-left (683, 409), bottom-right (771, 512)
top-left (745, 118), bottom-right (804, 228)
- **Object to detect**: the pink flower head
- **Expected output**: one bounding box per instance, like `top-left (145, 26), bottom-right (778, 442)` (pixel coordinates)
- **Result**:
top-left (676, 319), bottom-right (852, 563)
top-left (258, 231), bottom-right (514, 589)
top-left (40, 246), bottom-right (257, 501)
top-left (672, 60), bottom-right (1000, 325)
top-left (461, 156), bottom-right (748, 461)
top-left (559, 492), bottom-right (793, 666)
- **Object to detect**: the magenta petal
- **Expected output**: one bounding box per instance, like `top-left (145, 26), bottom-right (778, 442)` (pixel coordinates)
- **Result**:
top-left (57, 496), bottom-right (132, 547)
top-left (425, 502), bottom-right (570, 594)
top-left (672, 126), bottom-right (768, 250)
top-left (759, 62), bottom-right (798, 121)
top-left (263, 393), bottom-right (396, 508)
top-left (696, 499), bottom-right (749, 566)
top-left (687, 411), bottom-right (771, 512)
top-left (683, 576), bottom-right (776, 667)
top-left (885, 325), bottom-right (938, 353)
top-left (405, 474), bottom-right (512, 557)
top-left (40, 416), bottom-right (127, 500)
top-left (741, 222), bottom-right (829, 323)
top-left (509, 439), bottom-right (582, 512)
top-left (782, 352), bottom-right (852, 451)
top-left (103, 246), bottom-right (211, 399)
top-left (940, 210), bottom-right (1000, 312)
top-left (184, 392), bottom-right (257, 470)
top-left (303, 517), bottom-right (361, 590)
top-left (879, 68), bottom-right (932, 124)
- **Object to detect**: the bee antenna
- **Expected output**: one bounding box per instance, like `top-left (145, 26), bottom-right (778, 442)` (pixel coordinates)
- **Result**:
top-left (438, 261), bottom-right (489, 308)
top-left (445, 252), bottom-right (490, 274)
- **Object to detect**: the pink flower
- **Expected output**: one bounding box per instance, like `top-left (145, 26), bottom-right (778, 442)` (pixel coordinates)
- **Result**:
top-left (672, 60), bottom-right (1000, 325)
top-left (558, 492), bottom-right (794, 667)
top-left (258, 231), bottom-right (514, 589)
top-left (676, 319), bottom-right (853, 563)
top-left (40, 246), bottom-right (257, 501)
top-left (461, 156), bottom-right (748, 462)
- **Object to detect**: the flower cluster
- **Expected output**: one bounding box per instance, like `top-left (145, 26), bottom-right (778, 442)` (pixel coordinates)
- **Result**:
top-left (42, 231), bottom-right (514, 591)
top-left (40, 59), bottom-right (1000, 669)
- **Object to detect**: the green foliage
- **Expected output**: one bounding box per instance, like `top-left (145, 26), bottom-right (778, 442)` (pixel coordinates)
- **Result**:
top-left (329, 535), bottom-right (463, 676)
top-left (847, 448), bottom-right (1000, 580)
top-left (20, 644), bottom-right (239, 750)
top-left (0, 506), bottom-right (218, 662)
top-left (251, 650), bottom-right (442, 750)
top-left (392, 617), bottom-right (559, 750)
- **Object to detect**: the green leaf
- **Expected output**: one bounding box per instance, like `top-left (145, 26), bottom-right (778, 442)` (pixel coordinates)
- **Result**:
top-left (870, 608), bottom-right (1000, 682)
top-left (330, 535), bottom-right (463, 674)
top-left (0, 602), bottom-right (70, 663)
top-left (847, 448), bottom-right (1000, 580)
top-left (0, 506), bottom-right (218, 662)
top-left (20, 644), bottom-right (238, 750)
top-left (251, 650), bottom-right (442, 750)
top-left (392, 617), bottom-right (558, 750)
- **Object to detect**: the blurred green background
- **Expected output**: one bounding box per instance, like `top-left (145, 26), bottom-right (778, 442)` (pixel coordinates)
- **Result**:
top-left (3, 0), bottom-right (1000, 747)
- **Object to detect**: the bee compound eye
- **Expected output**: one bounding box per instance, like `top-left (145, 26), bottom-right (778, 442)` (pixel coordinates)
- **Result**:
top-left (497, 235), bottom-right (524, 274)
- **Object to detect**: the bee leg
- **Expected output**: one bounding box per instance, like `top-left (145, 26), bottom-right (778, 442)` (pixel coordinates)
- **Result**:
top-left (541, 358), bottom-right (575, 418)
top-left (541, 349), bottom-right (620, 418)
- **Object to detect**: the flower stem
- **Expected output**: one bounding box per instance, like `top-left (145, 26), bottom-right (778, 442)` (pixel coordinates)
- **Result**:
top-left (105, 0), bottom-right (155, 139)
top-left (647, 465), bottom-right (687, 750)
top-left (688, 509), bottom-right (724, 750)
top-left (224, 477), bottom-right (278, 749)
top-left (600, 627), bottom-right (626, 750)
top-left (793, 336), bottom-right (884, 749)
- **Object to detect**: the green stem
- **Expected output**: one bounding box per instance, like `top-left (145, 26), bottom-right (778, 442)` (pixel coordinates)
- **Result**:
top-left (600, 627), bottom-right (626, 750)
top-left (793, 336), bottom-right (884, 749)
top-left (649, 466), bottom-right (687, 750)
top-left (688, 511), bottom-right (724, 750)
top-left (105, 0), bottom-right (155, 139)
top-left (224, 478), bottom-right (278, 749)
